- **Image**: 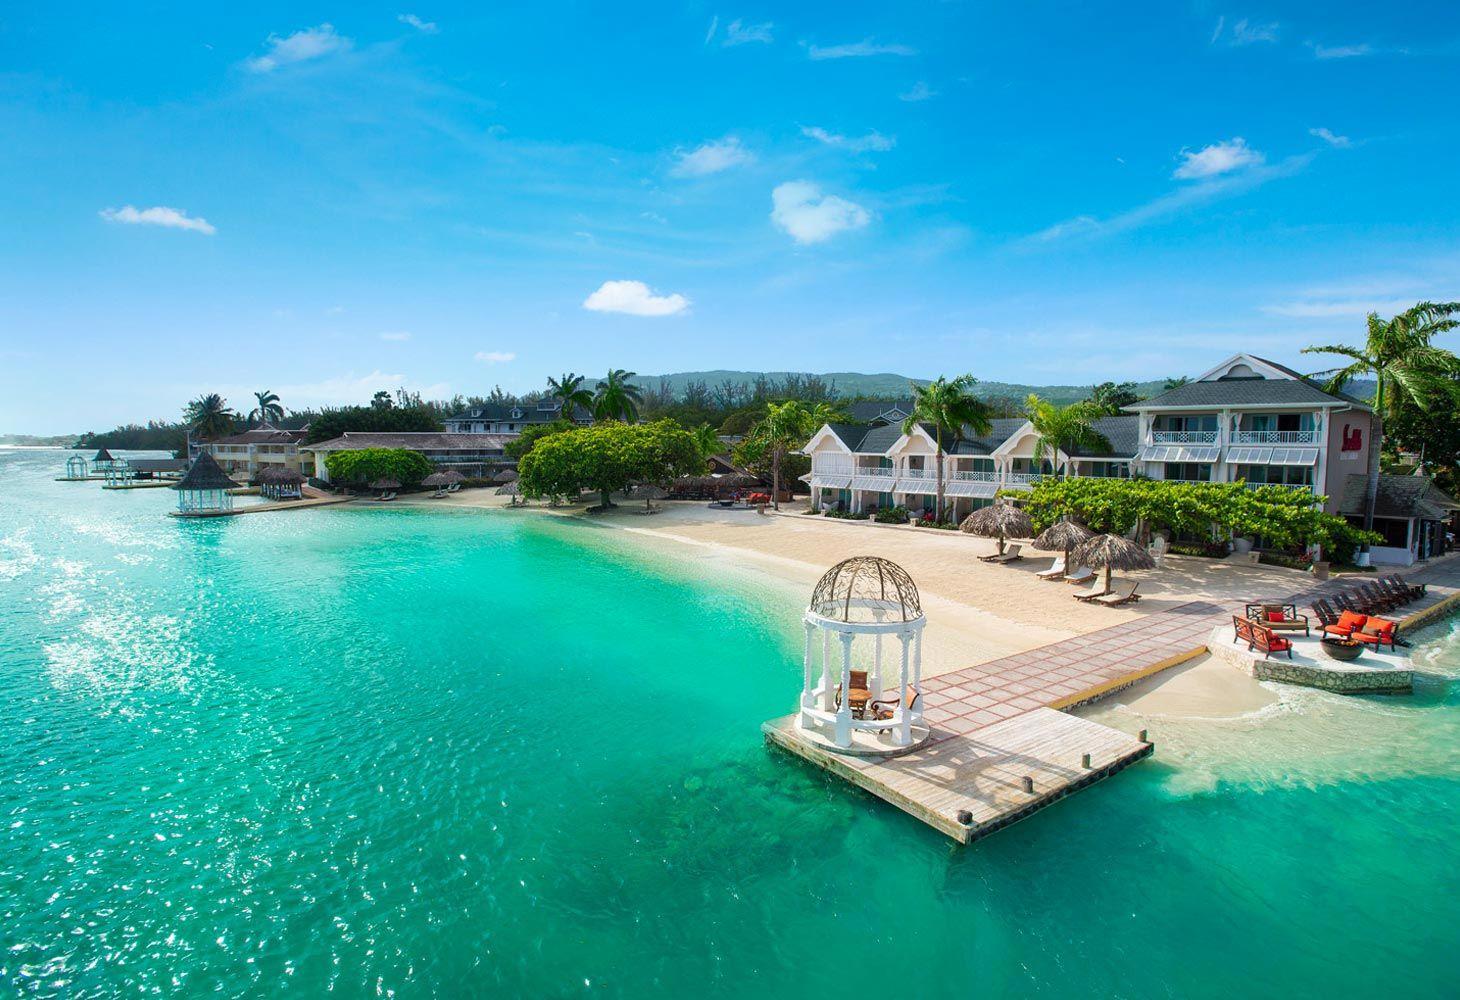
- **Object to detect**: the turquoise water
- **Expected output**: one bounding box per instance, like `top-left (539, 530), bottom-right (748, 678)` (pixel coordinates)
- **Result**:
top-left (3, 448), bottom-right (1460, 997)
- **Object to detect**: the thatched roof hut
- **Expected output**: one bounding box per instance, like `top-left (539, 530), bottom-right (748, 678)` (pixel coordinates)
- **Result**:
top-left (959, 499), bottom-right (1033, 554)
top-left (1072, 533), bottom-right (1156, 589)
top-left (257, 467), bottom-right (304, 485)
top-left (172, 452), bottom-right (239, 492)
top-left (92, 447), bottom-right (116, 464)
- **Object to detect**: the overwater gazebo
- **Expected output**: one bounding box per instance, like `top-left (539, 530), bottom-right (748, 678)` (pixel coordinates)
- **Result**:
top-left (63, 454), bottom-right (89, 479)
top-left (799, 556), bottom-right (927, 752)
top-left (104, 460), bottom-right (135, 486)
top-left (91, 448), bottom-right (122, 472)
top-left (257, 467), bottom-right (304, 500)
top-left (172, 452), bottom-right (240, 514)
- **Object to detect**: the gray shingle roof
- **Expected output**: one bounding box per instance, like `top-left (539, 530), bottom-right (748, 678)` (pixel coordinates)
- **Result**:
top-left (1134, 375), bottom-right (1366, 410)
top-left (212, 427), bottom-right (310, 445)
top-left (844, 400), bottom-right (913, 424)
top-left (1066, 415), bottom-right (1140, 457)
top-left (304, 432), bottom-right (515, 452)
top-left (1339, 474), bottom-right (1459, 520)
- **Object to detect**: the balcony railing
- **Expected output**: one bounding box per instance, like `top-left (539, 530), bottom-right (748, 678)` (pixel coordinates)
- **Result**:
top-left (1231, 430), bottom-right (1319, 445)
top-left (1003, 472), bottom-right (1045, 485)
top-left (898, 468), bottom-right (937, 481)
top-left (853, 466), bottom-right (895, 478)
top-left (951, 470), bottom-right (999, 482)
top-left (1244, 481), bottom-right (1313, 492)
top-left (1152, 429), bottom-right (1218, 444)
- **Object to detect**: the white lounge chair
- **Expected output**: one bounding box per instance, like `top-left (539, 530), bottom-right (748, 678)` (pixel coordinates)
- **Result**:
top-left (1091, 579), bottom-right (1141, 606)
top-left (1072, 581), bottom-right (1110, 602)
top-left (1065, 566), bottom-right (1095, 585)
top-left (447, 482), bottom-right (461, 493)
top-left (990, 543), bottom-right (1024, 564)
top-left (1036, 557), bottom-right (1066, 580)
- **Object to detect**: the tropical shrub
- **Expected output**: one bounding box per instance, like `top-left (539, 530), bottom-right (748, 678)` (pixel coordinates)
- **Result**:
top-left (324, 448), bottom-right (434, 486)
top-left (824, 509), bottom-right (870, 520)
top-left (874, 506), bottom-right (910, 524)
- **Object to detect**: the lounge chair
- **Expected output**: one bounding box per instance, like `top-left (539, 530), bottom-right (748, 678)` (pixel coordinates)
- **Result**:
top-left (990, 543), bottom-right (1024, 564)
top-left (1322, 608), bottom-right (1369, 640)
top-left (1356, 582), bottom-right (1401, 613)
top-left (1353, 616), bottom-right (1399, 651)
top-left (1092, 580), bottom-right (1141, 606)
top-left (430, 488), bottom-right (447, 498)
top-left (1376, 575), bottom-right (1418, 605)
top-left (978, 546), bottom-right (1010, 562)
top-left (1072, 581), bottom-right (1111, 602)
top-left (1310, 598), bottom-right (1342, 631)
top-left (1387, 574), bottom-right (1425, 600)
top-left (1036, 557), bottom-right (1067, 580)
top-left (1064, 566), bottom-right (1096, 586)
top-left (1232, 616), bottom-right (1293, 659)
top-left (834, 670), bottom-right (873, 717)
top-left (869, 687), bottom-right (922, 734)
top-left (446, 482), bottom-right (461, 493)
top-left (1244, 603), bottom-right (1311, 636)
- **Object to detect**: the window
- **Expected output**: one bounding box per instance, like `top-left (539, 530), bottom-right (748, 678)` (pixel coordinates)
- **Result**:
top-left (1084, 462), bottom-right (1129, 478)
top-left (1164, 463), bottom-right (1211, 481)
top-left (1236, 465), bottom-right (1312, 486)
top-left (1158, 415), bottom-right (1218, 432)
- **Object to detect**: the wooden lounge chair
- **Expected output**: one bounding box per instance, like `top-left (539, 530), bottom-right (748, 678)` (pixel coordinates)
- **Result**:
top-left (990, 543), bottom-right (1024, 564)
top-left (1072, 581), bottom-right (1111, 602)
top-left (1036, 557), bottom-right (1067, 580)
top-left (1387, 574), bottom-right (1425, 600)
top-left (1092, 580), bottom-right (1141, 606)
top-left (1064, 566), bottom-right (1096, 585)
top-left (1355, 582), bottom-right (1400, 613)
top-left (1244, 603), bottom-right (1310, 636)
top-left (1311, 598), bottom-right (1342, 631)
top-left (1232, 615), bottom-right (1293, 659)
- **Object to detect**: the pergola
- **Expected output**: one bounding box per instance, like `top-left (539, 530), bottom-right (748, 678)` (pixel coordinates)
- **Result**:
top-left (104, 461), bottom-right (135, 486)
top-left (172, 452), bottom-right (240, 513)
top-left (799, 556), bottom-right (926, 751)
top-left (64, 454), bottom-right (89, 479)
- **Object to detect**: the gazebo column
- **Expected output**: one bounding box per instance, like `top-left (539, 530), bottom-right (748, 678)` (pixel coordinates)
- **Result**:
top-left (800, 621), bottom-right (816, 715)
top-left (870, 633), bottom-right (884, 701)
top-left (895, 631), bottom-right (912, 746)
top-left (834, 631), bottom-right (854, 747)
top-left (818, 630), bottom-right (834, 711)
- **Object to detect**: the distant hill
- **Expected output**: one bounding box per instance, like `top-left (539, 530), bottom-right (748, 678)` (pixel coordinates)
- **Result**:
top-left (632, 371), bottom-right (1174, 405)
top-left (0, 433), bottom-right (76, 447)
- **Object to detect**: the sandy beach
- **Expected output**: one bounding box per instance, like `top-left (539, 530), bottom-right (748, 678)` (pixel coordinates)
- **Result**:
top-left (389, 491), bottom-right (1313, 716)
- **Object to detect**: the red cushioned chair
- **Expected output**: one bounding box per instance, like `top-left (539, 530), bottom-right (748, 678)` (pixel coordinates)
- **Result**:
top-left (1233, 616), bottom-right (1294, 659)
top-left (1353, 617), bottom-right (1398, 651)
top-left (1323, 609), bottom-right (1368, 640)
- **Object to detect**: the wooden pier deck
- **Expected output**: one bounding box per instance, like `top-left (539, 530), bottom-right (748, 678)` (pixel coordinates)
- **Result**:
top-left (168, 495), bottom-right (352, 518)
top-left (764, 709), bottom-right (1150, 842)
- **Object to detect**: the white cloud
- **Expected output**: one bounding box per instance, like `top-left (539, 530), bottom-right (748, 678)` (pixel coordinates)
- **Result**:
top-left (397, 13), bottom-right (438, 34)
top-left (807, 38), bottom-right (916, 60)
top-left (801, 126), bottom-right (895, 153)
top-left (1309, 41), bottom-right (1373, 59)
top-left (99, 205), bottom-right (216, 235)
top-left (671, 136), bottom-right (753, 177)
top-left (582, 280), bottom-right (690, 317)
top-left (899, 81), bottom-right (937, 102)
top-left (245, 24), bottom-right (352, 73)
top-left (1309, 127), bottom-right (1351, 147)
top-left (1232, 18), bottom-right (1279, 45)
top-left (1173, 137), bottom-right (1264, 180)
top-left (724, 19), bottom-right (774, 46)
top-left (379, 331), bottom-right (412, 341)
top-left (770, 181), bottom-right (871, 244)
top-left (474, 351), bottom-right (517, 363)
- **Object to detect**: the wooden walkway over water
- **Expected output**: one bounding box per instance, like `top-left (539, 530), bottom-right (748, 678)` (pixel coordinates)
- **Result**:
top-left (766, 556), bottom-right (1460, 844)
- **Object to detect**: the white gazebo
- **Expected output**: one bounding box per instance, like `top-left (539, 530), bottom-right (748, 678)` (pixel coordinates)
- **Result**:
top-left (799, 556), bottom-right (927, 753)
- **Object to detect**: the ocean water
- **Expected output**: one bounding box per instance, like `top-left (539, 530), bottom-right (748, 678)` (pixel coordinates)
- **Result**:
top-left (3, 448), bottom-right (1459, 998)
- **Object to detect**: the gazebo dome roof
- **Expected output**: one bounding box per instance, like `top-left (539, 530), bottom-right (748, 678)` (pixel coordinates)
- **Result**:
top-left (809, 556), bottom-right (922, 624)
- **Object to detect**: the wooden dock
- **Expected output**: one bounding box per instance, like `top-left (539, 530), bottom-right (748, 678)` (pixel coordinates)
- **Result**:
top-left (168, 495), bottom-right (352, 518)
top-left (764, 709), bottom-right (1151, 843)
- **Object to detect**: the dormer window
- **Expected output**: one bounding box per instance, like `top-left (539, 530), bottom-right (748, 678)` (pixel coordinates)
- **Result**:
top-left (511, 407), bottom-right (523, 419)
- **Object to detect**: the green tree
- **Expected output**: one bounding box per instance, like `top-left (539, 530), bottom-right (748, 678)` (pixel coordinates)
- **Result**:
top-left (184, 393), bottom-right (238, 441)
top-left (1304, 301), bottom-right (1460, 547)
top-left (518, 420), bottom-right (701, 510)
top-left (371, 390), bottom-right (394, 411)
top-left (1025, 394), bottom-right (1109, 480)
top-left (1087, 381), bottom-right (1142, 415)
top-left (504, 419), bottom-right (577, 461)
top-left (249, 390), bottom-right (284, 427)
top-left (323, 448), bottom-right (434, 487)
top-left (593, 369), bottom-right (643, 423)
top-left (305, 404), bottom-right (444, 443)
top-left (736, 401), bottom-right (818, 511)
top-left (902, 375), bottom-right (993, 522)
top-left (546, 372), bottom-right (594, 417)
top-left (690, 423), bottom-right (722, 462)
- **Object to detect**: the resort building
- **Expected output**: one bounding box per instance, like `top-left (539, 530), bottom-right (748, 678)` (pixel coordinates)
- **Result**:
top-left (203, 426), bottom-right (312, 482)
top-left (1338, 474), bottom-right (1458, 566)
top-left (802, 353), bottom-right (1376, 525)
top-left (302, 432), bottom-right (515, 482)
top-left (443, 400), bottom-right (591, 434)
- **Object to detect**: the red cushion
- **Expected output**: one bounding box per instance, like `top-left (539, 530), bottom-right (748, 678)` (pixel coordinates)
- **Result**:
top-left (1269, 636), bottom-right (1291, 650)
top-left (1266, 610), bottom-right (1286, 623)
top-left (1336, 610), bottom-right (1368, 631)
top-left (1364, 618), bottom-right (1395, 636)
top-left (1323, 625), bottom-right (1354, 637)
top-left (1353, 632), bottom-right (1381, 645)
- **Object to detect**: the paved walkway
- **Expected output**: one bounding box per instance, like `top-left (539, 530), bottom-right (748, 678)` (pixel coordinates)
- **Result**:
top-left (918, 556), bottom-right (1460, 742)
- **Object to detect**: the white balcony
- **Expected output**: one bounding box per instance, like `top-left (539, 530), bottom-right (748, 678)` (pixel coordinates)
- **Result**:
top-left (898, 468), bottom-right (937, 481)
top-left (1152, 429), bottom-right (1218, 444)
top-left (1244, 481), bottom-right (1313, 492)
top-left (854, 466), bottom-right (896, 478)
top-left (1002, 472), bottom-right (1045, 486)
top-left (950, 470), bottom-right (998, 482)
top-left (1231, 430), bottom-right (1319, 445)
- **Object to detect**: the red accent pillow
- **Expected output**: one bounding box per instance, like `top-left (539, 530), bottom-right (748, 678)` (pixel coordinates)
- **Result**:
top-left (1266, 610), bottom-right (1286, 623)
top-left (1336, 610), bottom-right (1368, 631)
top-left (1271, 636), bottom-right (1291, 650)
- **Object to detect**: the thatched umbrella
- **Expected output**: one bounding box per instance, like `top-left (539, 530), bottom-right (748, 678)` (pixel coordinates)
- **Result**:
top-left (441, 470), bottom-right (467, 484)
top-left (422, 472), bottom-right (451, 488)
top-left (496, 481), bottom-right (522, 506)
top-left (1033, 516), bottom-right (1094, 574)
top-left (369, 478), bottom-right (401, 496)
top-left (628, 483), bottom-right (668, 511)
top-left (492, 469), bottom-right (518, 484)
top-left (959, 499), bottom-right (1033, 555)
top-left (1072, 533), bottom-right (1156, 591)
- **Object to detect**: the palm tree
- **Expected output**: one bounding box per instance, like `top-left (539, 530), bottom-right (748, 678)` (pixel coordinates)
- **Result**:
top-left (902, 375), bottom-right (993, 522)
top-left (546, 372), bottom-right (594, 419)
top-left (593, 369), bottom-right (643, 422)
top-left (691, 423), bottom-right (722, 462)
top-left (1025, 395), bottom-right (1109, 479)
top-left (184, 393), bottom-right (238, 441)
top-left (249, 390), bottom-right (284, 427)
top-left (741, 400), bottom-right (816, 510)
top-left (1304, 301), bottom-right (1460, 549)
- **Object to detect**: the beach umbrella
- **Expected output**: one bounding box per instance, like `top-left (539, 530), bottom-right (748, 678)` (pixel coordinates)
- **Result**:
top-left (441, 470), bottom-right (467, 484)
top-left (369, 478), bottom-right (401, 491)
top-left (495, 481), bottom-right (522, 505)
top-left (1033, 516), bottom-right (1094, 573)
top-left (959, 499), bottom-right (1033, 555)
top-left (628, 483), bottom-right (668, 511)
top-left (1072, 532), bottom-right (1156, 591)
top-left (492, 469), bottom-right (518, 484)
top-left (421, 472), bottom-right (451, 487)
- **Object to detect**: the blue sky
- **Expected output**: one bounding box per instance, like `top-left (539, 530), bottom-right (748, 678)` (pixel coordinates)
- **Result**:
top-left (3, 2), bottom-right (1459, 433)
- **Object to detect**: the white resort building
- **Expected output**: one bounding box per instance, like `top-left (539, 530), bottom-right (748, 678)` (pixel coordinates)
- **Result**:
top-left (203, 427), bottom-right (312, 481)
top-left (302, 432), bottom-right (515, 482)
top-left (443, 400), bottom-right (592, 434)
top-left (804, 353), bottom-right (1382, 528)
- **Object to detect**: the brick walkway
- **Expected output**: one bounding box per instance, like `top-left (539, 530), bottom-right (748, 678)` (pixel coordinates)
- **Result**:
top-left (918, 555), bottom-right (1460, 743)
